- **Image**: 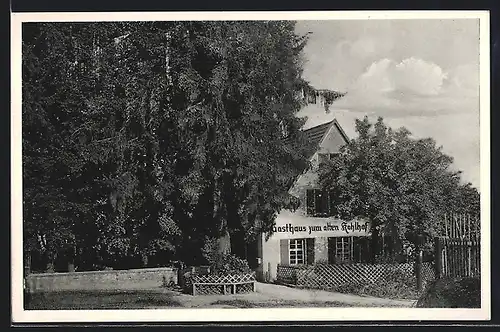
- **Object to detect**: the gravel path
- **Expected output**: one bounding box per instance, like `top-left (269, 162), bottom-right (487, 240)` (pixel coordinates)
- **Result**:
top-left (254, 282), bottom-right (415, 306)
top-left (26, 283), bottom-right (416, 309)
top-left (170, 282), bottom-right (415, 308)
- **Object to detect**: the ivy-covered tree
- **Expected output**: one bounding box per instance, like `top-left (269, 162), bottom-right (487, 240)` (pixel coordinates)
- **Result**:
top-left (318, 116), bottom-right (480, 261)
top-left (22, 22), bottom-right (182, 270)
top-left (23, 21), bottom-right (316, 270)
top-left (155, 21), bottom-right (316, 262)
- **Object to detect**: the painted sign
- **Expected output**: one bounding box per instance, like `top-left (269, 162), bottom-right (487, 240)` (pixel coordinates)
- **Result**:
top-left (268, 210), bottom-right (371, 239)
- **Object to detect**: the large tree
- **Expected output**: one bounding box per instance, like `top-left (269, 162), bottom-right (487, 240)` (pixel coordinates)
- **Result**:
top-left (165, 21), bottom-right (315, 261)
top-left (318, 116), bottom-right (480, 261)
top-left (23, 21), bottom-right (315, 270)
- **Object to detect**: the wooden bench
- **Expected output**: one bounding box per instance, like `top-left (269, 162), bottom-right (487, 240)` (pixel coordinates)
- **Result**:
top-left (192, 280), bottom-right (256, 296)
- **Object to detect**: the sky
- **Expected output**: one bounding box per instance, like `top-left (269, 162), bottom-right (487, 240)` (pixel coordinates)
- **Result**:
top-left (295, 19), bottom-right (481, 189)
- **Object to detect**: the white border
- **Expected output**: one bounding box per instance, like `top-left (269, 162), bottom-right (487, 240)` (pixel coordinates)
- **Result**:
top-left (11, 10), bottom-right (491, 323)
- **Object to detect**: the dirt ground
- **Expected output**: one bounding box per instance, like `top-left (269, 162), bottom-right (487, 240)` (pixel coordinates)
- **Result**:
top-left (171, 282), bottom-right (416, 308)
top-left (26, 282), bottom-right (416, 310)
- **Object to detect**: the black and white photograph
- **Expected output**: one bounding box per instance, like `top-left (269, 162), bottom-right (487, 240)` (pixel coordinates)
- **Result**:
top-left (11, 11), bottom-right (490, 323)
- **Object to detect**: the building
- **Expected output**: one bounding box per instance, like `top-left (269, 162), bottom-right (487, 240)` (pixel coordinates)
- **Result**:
top-left (255, 118), bottom-right (372, 282)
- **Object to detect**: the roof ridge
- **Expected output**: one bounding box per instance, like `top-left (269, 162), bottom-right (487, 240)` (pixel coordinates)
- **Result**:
top-left (302, 119), bottom-right (335, 133)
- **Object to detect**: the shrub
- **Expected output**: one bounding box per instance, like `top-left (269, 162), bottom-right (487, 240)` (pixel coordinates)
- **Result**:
top-left (201, 237), bottom-right (219, 265)
top-left (210, 253), bottom-right (252, 275)
top-left (333, 282), bottom-right (365, 295)
top-left (201, 236), bottom-right (252, 275)
top-left (416, 276), bottom-right (481, 308)
top-left (333, 269), bottom-right (419, 300)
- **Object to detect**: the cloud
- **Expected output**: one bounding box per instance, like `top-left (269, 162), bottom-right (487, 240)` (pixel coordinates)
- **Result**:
top-left (343, 37), bottom-right (393, 59)
top-left (298, 105), bottom-right (480, 188)
top-left (349, 57), bottom-right (447, 96)
top-left (394, 57), bottom-right (447, 96)
top-left (301, 36), bottom-right (396, 91)
top-left (330, 57), bottom-right (479, 117)
top-left (297, 57), bottom-right (480, 188)
top-left (444, 63), bottom-right (479, 97)
top-left (354, 58), bottom-right (395, 92)
top-left (294, 20), bottom-right (480, 188)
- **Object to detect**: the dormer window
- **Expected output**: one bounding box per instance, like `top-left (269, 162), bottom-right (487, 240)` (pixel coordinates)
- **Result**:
top-left (306, 189), bottom-right (332, 217)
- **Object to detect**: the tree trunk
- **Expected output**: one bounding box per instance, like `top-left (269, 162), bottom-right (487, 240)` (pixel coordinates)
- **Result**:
top-left (415, 248), bottom-right (423, 291)
top-left (371, 226), bottom-right (379, 263)
top-left (393, 237), bottom-right (403, 262)
top-left (67, 245), bottom-right (76, 272)
top-left (391, 223), bottom-right (403, 262)
top-left (230, 229), bottom-right (246, 259)
top-left (217, 230), bottom-right (231, 255)
top-left (141, 252), bottom-right (149, 267)
top-left (46, 251), bottom-right (56, 273)
top-left (46, 262), bottom-right (55, 273)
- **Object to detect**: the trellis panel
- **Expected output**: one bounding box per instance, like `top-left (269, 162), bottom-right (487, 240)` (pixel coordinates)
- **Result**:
top-left (277, 262), bottom-right (435, 290)
top-left (184, 272), bottom-right (257, 296)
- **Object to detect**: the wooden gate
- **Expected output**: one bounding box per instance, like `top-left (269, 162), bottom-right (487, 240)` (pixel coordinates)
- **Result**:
top-left (434, 213), bottom-right (480, 279)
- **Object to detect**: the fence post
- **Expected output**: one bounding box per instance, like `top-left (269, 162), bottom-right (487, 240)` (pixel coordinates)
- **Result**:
top-left (415, 249), bottom-right (423, 291)
top-left (434, 237), bottom-right (442, 279)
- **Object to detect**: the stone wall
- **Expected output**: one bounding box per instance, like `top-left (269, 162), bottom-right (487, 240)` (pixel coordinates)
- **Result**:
top-left (26, 267), bottom-right (178, 293)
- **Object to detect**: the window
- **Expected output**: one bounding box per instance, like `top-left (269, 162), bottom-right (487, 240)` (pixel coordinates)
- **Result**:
top-left (306, 189), bottom-right (332, 217)
top-left (289, 239), bottom-right (306, 265)
top-left (353, 237), bottom-right (372, 263)
top-left (336, 237), bottom-right (352, 262)
top-left (328, 237), bottom-right (372, 264)
top-left (328, 237), bottom-right (354, 264)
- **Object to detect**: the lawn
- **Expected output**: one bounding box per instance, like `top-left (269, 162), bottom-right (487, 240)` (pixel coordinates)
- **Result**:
top-left (25, 290), bottom-right (184, 310)
top-left (209, 299), bottom-right (397, 308)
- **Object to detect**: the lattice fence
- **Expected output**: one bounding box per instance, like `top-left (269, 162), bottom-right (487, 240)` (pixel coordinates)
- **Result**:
top-left (193, 284), bottom-right (222, 295)
top-left (190, 273), bottom-right (255, 284)
top-left (235, 282), bottom-right (254, 293)
top-left (422, 261), bottom-right (435, 282)
top-left (277, 262), bottom-right (435, 290)
top-left (184, 272), bottom-right (256, 296)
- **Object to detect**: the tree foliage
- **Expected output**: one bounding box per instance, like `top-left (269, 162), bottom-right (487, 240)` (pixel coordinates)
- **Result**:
top-left (23, 21), bottom-right (314, 270)
top-left (318, 116), bottom-right (480, 254)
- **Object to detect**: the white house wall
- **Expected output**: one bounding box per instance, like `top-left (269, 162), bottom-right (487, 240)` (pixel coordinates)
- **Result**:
top-left (260, 210), bottom-right (371, 281)
top-left (259, 120), bottom-right (368, 281)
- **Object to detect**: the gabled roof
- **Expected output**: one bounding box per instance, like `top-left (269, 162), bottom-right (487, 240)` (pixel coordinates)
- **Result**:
top-left (303, 120), bottom-right (334, 149)
top-left (302, 118), bottom-right (350, 159)
top-left (285, 118), bottom-right (350, 193)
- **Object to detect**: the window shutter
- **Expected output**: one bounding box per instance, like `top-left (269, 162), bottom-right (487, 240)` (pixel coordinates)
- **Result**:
top-left (314, 190), bottom-right (322, 216)
top-left (280, 239), bottom-right (289, 265)
top-left (329, 190), bottom-right (335, 216)
top-left (306, 238), bottom-right (315, 265)
top-left (306, 190), bottom-right (315, 216)
top-left (333, 237), bottom-right (338, 263)
top-left (328, 237), bottom-right (335, 264)
top-left (321, 190), bottom-right (329, 216)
